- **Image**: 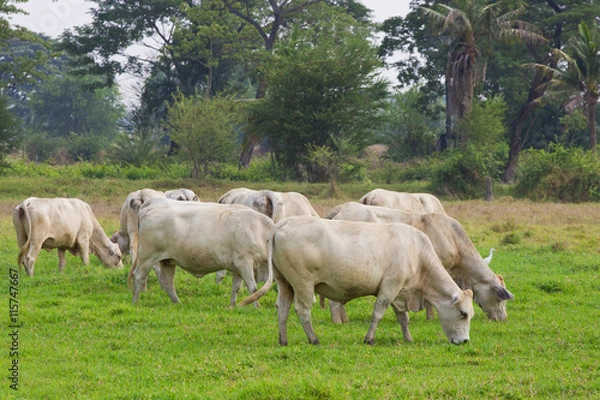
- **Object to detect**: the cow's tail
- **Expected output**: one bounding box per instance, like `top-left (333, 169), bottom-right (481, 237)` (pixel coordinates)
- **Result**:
top-left (237, 227), bottom-right (276, 307)
top-left (14, 203), bottom-right (31, 272)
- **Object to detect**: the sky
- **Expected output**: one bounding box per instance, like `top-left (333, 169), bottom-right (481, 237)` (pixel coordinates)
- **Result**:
top-left (8, 0), bottom-right (411, 104)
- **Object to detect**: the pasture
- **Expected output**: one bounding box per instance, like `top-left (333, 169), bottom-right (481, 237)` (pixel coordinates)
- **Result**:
top-left (1, 177), bottom-right (599, 399)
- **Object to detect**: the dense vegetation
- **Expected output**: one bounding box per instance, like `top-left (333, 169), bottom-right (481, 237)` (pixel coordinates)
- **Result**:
top-left (0, 0), bottom-right (598, 200)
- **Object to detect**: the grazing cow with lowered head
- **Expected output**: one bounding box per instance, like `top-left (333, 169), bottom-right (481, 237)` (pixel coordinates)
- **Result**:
top-left (240, 216), bottom-right (474, 346)
top-left (128, 198), bottom-right (274, 307)
top-left (12, 197), bottom-right (123, 277)
top-left (326, 202), bottom-right (514, 322)
top-left (359, 189), bottom-right (447, 214)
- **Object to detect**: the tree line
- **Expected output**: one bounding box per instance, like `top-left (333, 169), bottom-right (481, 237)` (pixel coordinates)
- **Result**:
top-left (0, 0), bottom-right (599, 199)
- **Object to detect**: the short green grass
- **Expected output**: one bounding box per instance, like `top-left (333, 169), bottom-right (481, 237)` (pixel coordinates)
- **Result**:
top-left (1, 178), bottom-right (599, 399)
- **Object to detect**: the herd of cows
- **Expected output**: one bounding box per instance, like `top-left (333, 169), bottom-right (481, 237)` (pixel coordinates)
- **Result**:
top-left (11, 188), bottom-right (514, 346)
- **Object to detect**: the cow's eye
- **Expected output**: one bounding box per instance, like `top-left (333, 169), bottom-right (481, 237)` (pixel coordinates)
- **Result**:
top-left (460, 311), bottom-right (468, 319)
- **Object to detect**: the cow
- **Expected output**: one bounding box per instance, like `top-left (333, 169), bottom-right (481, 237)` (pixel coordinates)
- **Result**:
top-left (128, 198), bottom-right (275, 307)
top-left (240, 216), bottom-right (474, 346)
top-left (359, 188), bottom-right (447, 214)
top-left (110, 188), bottom-right (199, 263)
top-left (217, 188), bottom-right (319, 222)
top-left (12, 197), bottom-right (123, 277)
top-left (326, 202), bottom-right (514, 322)
top-left (165, 188), bottom-right (200, 202)
top-left (215, 188), bottom-right (319, 283)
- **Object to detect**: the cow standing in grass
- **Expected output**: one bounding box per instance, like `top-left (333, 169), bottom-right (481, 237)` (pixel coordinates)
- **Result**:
top-left (12, 197), bottom-right (123, 277)
top-left (128, 198), bottom-right (274, 307)
top-left (326, 202), bottom-right (514, 322)
top-left (240, 216), bottom-right (474, 345)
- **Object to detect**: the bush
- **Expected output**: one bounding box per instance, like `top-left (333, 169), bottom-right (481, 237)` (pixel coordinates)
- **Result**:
top-left (213, 157), bottom-right (278, 182)
top-left (515, 145), bottom-right (600, 202)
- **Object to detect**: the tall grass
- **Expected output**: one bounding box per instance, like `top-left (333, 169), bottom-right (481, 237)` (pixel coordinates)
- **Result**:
top-left (1, 177), bottom-right (599, 399)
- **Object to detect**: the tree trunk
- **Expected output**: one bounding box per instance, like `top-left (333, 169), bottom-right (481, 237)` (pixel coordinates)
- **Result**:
top-left (588, 94), bottom-right (598, 153)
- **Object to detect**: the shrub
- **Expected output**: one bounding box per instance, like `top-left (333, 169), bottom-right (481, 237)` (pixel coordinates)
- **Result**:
top-left (515, 145), bottom-right (600, 202)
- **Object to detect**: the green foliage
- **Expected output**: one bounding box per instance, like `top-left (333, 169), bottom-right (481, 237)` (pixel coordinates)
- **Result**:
top-left (5, 159), bottom-right (193, 181)
top-left (379, 88), bottom-right (442, 162)
top-left (515, 144), bottom-right (600, 202)
top-left (167, 92), bottom-right (240, 178)
top-left (431, 96), bottom-right (509, 199)
top-left (247, 9), bottom-right (388, 179)
top-left (0, 95), bottom-right (18, 171)
top-left (108, 127), bottom-right (166, 167)
top-left (213, 157), bottom-right (279, 182)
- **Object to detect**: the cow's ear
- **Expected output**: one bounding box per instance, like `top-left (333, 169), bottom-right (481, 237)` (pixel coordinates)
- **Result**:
top-left (493, 285), bottom-right (514, 301)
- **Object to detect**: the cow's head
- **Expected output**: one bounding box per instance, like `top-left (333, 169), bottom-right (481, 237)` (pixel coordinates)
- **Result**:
top-left (110, 231), bottom-right (130, 256)
top-left (436, 289), bottom-right (474, 344)
top-left (474, 274), bottom-right (514, 321)
top-left (100, 240), bottom-right (123, 270)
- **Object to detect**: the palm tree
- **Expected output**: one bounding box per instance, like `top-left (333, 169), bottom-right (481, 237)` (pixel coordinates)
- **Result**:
top-left (533, 22), bottom-right (600, 153)
top-left (421, 0), bottom-right (545, 144)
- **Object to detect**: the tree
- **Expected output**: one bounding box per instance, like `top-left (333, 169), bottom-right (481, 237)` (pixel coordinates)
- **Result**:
top-left (24, 73), bottom-right (125, 162)
top-left (501, 0), bottom-right (600, 183)
top-left (378, 88), bottom-right (443, 162)
top-left (533, 22), bottom-right (600, 153)
top-left (167, 93), bottom-right (239, 178)
top-left (246, 9), bottom-right (388, 180)
top-left (420, 0), bottom-right (545, 144)
top-left (222, 0), bottom-right (325, 166)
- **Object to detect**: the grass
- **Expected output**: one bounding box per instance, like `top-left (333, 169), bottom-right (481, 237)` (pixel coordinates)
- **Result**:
top-left (1, 177), bottom-right (599, 399)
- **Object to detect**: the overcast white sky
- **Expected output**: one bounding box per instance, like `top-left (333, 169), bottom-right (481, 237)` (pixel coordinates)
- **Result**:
top-left (9, 0), bottom-right (410, 104)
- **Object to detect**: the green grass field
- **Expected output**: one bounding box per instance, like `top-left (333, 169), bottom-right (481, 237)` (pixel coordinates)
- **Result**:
top-left (1, 178), bottom-right (599, 399)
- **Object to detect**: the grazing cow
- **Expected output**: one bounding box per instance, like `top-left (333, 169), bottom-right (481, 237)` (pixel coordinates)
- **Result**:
top-left (217, 188), bottom-right (319, 221)
top-left (110, 188), bottom-right (199, 262)
top-left (128, 198), bottom-right (275, 307)
top-left (326, 202), bottom-right (514, 322)
top-left (12, 197), bottom-right (123, 277)
top-left (240, 216), bottom-right (474, 346)
top-left (215, 188), bottom-right (319, 283)
top-left (359, 189), bottom-right (447, 214)
top-left (165, 188), bottom-right (200, 202)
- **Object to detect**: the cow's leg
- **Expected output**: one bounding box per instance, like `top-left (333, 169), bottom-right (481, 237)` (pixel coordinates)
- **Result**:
top-left (234, 264), bottom-right (260, 308)
top-left (131, 257), bottom-right (159, 303)
top-left (58, 249), bottom-right (67, 273)
top-left (156, 261), bottom-right (179, 303)
top-left (391, 302), bottom-right (413, 342)
top-left (294, 288), bottom-right (320, 345)
top-left (78, 236), bottom-right (91, 266)
top-left (364, 288), bottom-right (396, 345)
top-left (23, 243), bottom-right (41, 277)
top-left (215, 269), bottom-right (226, 284)
top-left (229, 273), bottom-right (244, 308)
top-left (275, 277), bottom-right (294, 346)
top-left (425, 302), bottom-right (435, 320)
top-left (329, 301), bottom-right (349, 324)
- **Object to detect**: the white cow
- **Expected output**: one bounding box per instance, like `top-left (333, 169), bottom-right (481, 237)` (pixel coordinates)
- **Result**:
top-left (240, 216), bottom-right (474, 346)
top-left (128, 198), bottom-right (275, 307)
top-left (12, 197), bottom-right (123, 277)
top-left (326, 202), bottom-right (514, 322)
top-left (165, 188), bottom-right (200, 202)
top-left (110, 188), bottom-right (199, 263)
top-left (217, 188), bottom-right (319, 221)
top-left (215, 188), bottom-right (319, 283)
top-left (359, 189), bottom-right (447, 214)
